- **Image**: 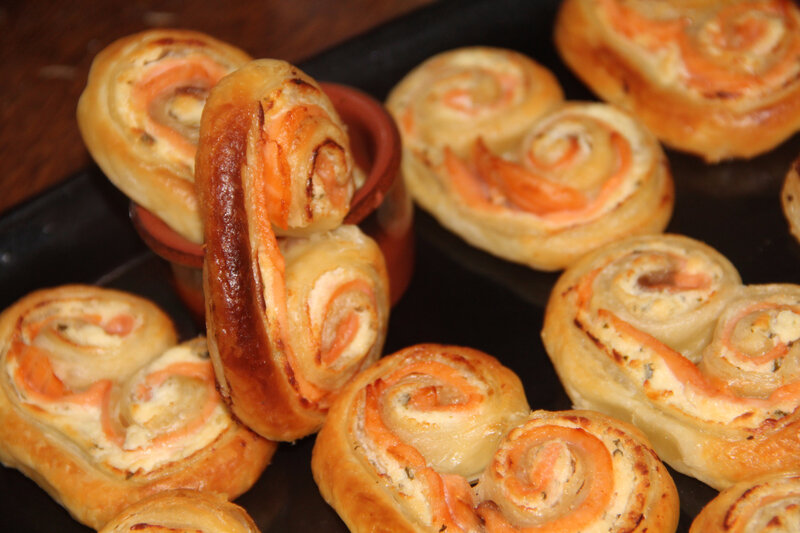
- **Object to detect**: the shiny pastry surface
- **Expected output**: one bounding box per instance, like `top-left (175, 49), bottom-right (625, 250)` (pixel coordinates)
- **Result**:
top-left (77, 29), bottom-right (252, 243)
top-left (542, 234), bottom-right (800, 489)
top-left (196, 59), bottom-right (389, 441)
top-left (196, 59), bottom-right (356, 239)
top-left (555, 0), bottom-right (800, 162)
top-left (690, 470), bottom-right (800, 533)
top-left (99, 489), bottom-right (261, 533)
top-left (387, 47), bottom-right (673, 271)
top-left (0, 285), bottom-right (275, 529)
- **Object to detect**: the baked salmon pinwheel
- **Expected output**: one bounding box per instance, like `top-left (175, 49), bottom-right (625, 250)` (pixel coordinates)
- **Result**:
top-left (690, 470), bottom-right (800, 532)
top-left (386, 47), bottom-right (564, 157)
top-left (0, 285), bottom-right (275, 529)
top-left (388, 50), bottom-right (673, 270)
top-left (475, 410), bottom-right (679, 533)
top-left (312, 344), bottom-right (530, 533)
top-left (542, 234), bottom-right (800, 489)
top-left (77, 29), bottom-right (252, 244)
top-left (555, 0), bottom-right (800, 162)
top-left (99, 489), bottom-right (261, 533)
top-left (196, 59), bottom-right (388, 441)
top-left (781, 156), bottom-right (800, 244)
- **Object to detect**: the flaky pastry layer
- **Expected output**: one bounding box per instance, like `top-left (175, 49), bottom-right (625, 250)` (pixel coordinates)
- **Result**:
top-left (0, 285), bottom-right (274, 529)
top-left (555, 0), bottom-right (800, 162)
top-left (388, 47), bottom-right (673, 270)
top-left (543, 234), bottom-right (800, 489)
top-left (77, 29), bottom-right (252, 243)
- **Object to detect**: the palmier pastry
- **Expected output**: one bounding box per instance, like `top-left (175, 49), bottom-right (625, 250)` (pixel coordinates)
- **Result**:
top-left (690, 470), bottom-right (800, 532)
top-left (475, 409), bottom-right (679, 533)
top-left (0, 285), bottom-right (274, 529)
top-left (781, 155), bottom-right (800, 244)
top-left (542, 234), bottom-right (800, 489)
top-left (99, 489), bottom-right (260, 533)
top-left (555, 0), bottom-right (800, 162)
top-left (387, 48), bottom-right (673, 270)
top-left (387, 47), bottom-right (564, 157)
top-left (196, 59), bottom-right (388, 441)
top-left (77, 29), bottom-right (252, 243)
top-left (312, 344), bottom-right (530, 533)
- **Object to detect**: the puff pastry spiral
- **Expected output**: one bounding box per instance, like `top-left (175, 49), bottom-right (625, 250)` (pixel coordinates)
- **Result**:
top-left (555, 0), bottom-right (800, 162)
top-left (77, 29), bottom-right (252, 243)
top-left (0, 285), bottom-right (274, 529)
top-left (387, 47), bottom-right (673, 270)
top-left (196, 59), bottom-right (389, 441)
top-left (312, 344), bottom-right (530, 533)
top-left (313, 344), bottom-right (679, 532)
top-left (542, 234), bottom-right (800, 489)
top-left (690, 470), bottom-right (800, 532)
top-left (475, 410), bottom-right (679, 533)
top-left (99, 489), bottom-right (260, 533)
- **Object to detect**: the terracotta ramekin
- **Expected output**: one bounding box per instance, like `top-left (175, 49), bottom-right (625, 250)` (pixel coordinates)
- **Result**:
top-left (131, 82), bottom-right (414, 322)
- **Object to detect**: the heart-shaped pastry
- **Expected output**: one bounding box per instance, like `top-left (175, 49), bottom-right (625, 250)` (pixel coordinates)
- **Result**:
top-left (543, 233), bottom-right (800, 489)
top-left (0, 285), bottom-right (275, 529)
top-left (387, 47), bottom-right (673, 270)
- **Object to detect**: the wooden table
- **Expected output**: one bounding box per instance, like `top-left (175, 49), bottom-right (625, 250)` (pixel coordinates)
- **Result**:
top-left (0, 0), bottom-right (434, 215)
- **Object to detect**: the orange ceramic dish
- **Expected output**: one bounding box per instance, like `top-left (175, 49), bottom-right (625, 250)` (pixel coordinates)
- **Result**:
top-left (77, 29), bottom-right (252, 243)
top-left (195, 60), bottom-right (391, 442)
top-left (0, 285), bottom-right (275, 529)
top-left (543, 234), bottom-right (800, 490)
top-left (555, 0), bottom-right (800, 162)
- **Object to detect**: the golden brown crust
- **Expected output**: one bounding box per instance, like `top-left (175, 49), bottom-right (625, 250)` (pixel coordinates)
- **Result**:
top-left (312, 344), bottom-right (530, 532)
top-left (388, 47), bottom-right (673, 271)
top-left (0, 285), bottom-right (275, 529)
top-left (690, 470), bottom-right (800, 532)
top-left (197, 60), bottom-right (388, 441)
top-left (99, 489), bottom-right (261, 532)
top-left (77, 29), bottom-right (252, 243)
top-left (542, 234), bottom-right (800, 490)
top-left (475, 410), bottom-right (679, 532)
top-left (555, 0), bottom-right (800, 162)
top-left (781, 155), bottom-right (800, 244)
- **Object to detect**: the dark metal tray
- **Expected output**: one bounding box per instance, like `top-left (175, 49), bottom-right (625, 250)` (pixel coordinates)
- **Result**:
top-left (2, 0), bottom-right (800, 530)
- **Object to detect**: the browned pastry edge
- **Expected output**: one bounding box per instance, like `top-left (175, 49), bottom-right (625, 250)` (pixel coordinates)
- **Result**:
top-left (197, 82), bottom-right (327, 440)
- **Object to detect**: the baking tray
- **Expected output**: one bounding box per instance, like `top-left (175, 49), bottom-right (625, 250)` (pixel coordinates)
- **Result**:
top-left (2, 0), bottom-right (800, 530)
